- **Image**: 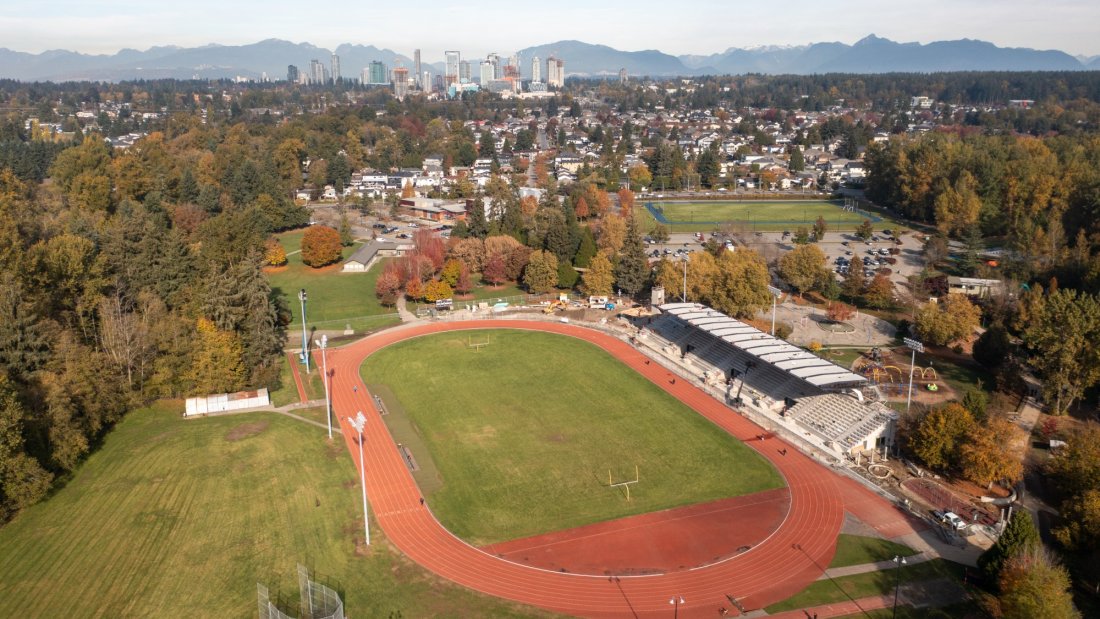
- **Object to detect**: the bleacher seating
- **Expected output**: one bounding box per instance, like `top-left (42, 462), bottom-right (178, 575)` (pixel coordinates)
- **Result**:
top-left (647, 314), bottom-right (820, 404)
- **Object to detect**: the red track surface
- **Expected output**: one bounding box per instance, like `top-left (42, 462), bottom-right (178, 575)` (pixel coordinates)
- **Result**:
top-left (327, 321), bottom-right (848, 618)
top-left (285, 351), bottom-right (308, 403)
top-left (482, 488), bottom-right (791, 576)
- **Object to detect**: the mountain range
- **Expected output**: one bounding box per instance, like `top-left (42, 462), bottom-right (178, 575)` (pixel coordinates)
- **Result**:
top-left (0, 35), bottom-right (1096, 82)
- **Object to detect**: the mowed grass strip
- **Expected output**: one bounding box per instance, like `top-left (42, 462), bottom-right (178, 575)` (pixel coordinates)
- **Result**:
top-left (829, 534), bottom-right (919, 568)
top-left (361, 330), bottom-right (785, 545)
top-left (0, 404), bottom-right (558, 619)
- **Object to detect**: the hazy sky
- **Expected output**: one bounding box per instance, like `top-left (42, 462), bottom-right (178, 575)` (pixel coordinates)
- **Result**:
top-left (3, 0), bottom-right (1098, 59)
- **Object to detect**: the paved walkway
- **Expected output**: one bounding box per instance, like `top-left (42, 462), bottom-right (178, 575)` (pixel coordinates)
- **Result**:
top-left (764, 302), bottom-right (895, 348)
top-left (818, 554), bottom-right (933, 580)
top-left (395, 296), bottom-right (418, 323)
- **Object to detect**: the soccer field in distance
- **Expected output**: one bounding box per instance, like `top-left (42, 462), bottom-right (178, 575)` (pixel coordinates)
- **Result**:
top-left (361, 329), bottom-right (785, 546)
top-left (637, 199), bottom-right (876, 232)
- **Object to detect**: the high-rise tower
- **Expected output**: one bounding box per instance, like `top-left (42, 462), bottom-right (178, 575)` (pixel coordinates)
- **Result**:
top-left (444, 51), bottom-right (461, 86)
top-left (531, 56), bottom-right (541, 82)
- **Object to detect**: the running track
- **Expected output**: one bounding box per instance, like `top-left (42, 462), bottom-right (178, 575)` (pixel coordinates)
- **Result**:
top-left (326, 320), bottom-right (848, 618)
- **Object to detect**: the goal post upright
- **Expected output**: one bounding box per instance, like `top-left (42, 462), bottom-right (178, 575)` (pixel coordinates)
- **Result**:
top-left (607, 464), bottom-right (641, 501)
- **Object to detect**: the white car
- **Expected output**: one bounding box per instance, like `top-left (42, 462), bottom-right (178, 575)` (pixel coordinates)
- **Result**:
top-left (942, 511), bottom-right (967, 530)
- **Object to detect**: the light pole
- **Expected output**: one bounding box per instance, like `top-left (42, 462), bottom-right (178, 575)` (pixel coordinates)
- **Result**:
top-left (681, 255), bottom-right (688, 302)
top-left (298, 289), bottom-right (310, 373)
top-left (669, 595), bottom-right (684, 619)
top-left (892, 555), bottom-right (907, 618)
top-left (904, 337), bottom-right (924, 416)
top-left (767, 285), bottom-right (782, 336)
top-left (315, 335), bottom-right (331, 439)
top-left (348, 412), bottom-right (370, 546)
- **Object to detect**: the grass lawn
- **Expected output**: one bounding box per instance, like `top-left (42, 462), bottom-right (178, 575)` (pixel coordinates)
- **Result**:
top-left (0, 404), bottom-right (557, 619)
top-left (821, 348), bottom-right (870, 370)
top-left (361, 330), bottom-right (785, 545)
top-left (764, 558), bottom-right (966, 613)
top-left (266, 230), bottom-right (399, 332)
top-left (464, 282), bottom-right (528, 301)
top-left (926, 353), bottom-right (994, 396)
top-left (829, 534), bottom-right (918, 568)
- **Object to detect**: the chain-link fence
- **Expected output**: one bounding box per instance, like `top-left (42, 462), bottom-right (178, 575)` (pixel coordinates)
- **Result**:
top-left (256, 565), bottom-right (343, 619)
top-left (298, 564), bottom-right (344, 619)
top-left (257, 583), bottom-right (296, 619)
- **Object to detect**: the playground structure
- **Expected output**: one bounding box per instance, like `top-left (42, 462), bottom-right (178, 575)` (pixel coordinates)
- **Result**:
top-left (853, 349), bottom-right (940, 397)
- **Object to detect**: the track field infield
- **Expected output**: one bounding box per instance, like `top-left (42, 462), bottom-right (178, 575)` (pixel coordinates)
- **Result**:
top-left (361, 329), bottom-right (785, 546)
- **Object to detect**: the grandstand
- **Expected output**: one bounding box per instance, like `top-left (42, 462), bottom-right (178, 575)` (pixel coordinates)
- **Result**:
top-left (784, 394), bottom-right (896, 454)
top-left (639, 302), bottom-right (896, 456)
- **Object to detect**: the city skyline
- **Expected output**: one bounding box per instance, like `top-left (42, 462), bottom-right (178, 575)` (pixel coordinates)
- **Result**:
top-left (2, 0), bottom-right (1099, 58)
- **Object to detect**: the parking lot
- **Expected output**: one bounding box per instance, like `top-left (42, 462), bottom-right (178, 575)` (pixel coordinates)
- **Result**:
top-left (646, 227), bottom-right (925, 300)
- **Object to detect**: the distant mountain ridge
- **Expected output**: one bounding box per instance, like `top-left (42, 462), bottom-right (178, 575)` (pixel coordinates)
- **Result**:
top-left (0, 39), bottom-right (418, 82)
top-left (0, 35), bottom-right (1092, 82)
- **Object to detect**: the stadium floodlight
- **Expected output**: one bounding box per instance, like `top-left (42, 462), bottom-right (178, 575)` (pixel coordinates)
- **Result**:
top-left (314, 335), bottom-right (331, 439)
top-left (892, 555), bottom-right (908, 619)
top-left (348, 413), bottom-right (370, 546)
top-left (681, 255), bottom-right (689, 302)
top-left (669, 595), bottom-right (685, 619)
top-left (767, 285), bottom-right (782, 336)
top-left (298, 289), bottom-right (310, 373)
top-left (903, 337), bottom-right (924, 416)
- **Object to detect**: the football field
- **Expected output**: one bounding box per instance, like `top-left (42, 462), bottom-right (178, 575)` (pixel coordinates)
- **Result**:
top-left (362, 329), bottom-right (784, 545)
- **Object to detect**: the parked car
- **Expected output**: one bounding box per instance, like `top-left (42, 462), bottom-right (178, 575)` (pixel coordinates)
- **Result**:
top-left (942, 511), bottom-right (967, 530)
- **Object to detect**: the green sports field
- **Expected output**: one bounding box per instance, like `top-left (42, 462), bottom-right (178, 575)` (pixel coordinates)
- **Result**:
top-left (637, 200), bottom-right (876, 233)
top-left (0, 404), bottom-right (555, 618)
top-left (361, 330), bottom-right (785, 546)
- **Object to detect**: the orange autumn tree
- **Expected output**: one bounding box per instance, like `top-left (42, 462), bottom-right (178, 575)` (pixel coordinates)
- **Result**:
top-left (826, 301), bottom-right (855, 323)
top-left (300, 225), bottom-right (343, 267)
top-left (617, 188), bottom-right (635, 217)
top-left (574, 196), bottom-right (590, 219)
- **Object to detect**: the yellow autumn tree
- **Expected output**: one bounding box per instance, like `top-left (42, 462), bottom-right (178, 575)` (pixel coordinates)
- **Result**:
top-left (187, 318), bottom-right (246, 395)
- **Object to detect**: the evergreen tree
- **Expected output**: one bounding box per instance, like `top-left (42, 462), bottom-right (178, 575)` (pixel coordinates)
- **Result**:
top-left (467, 200), bottom-right (489, 238)
top-left (788, 147), bottom-right (805, 172)
top-left (574, 227), bottom-right (598, 267)
top-left (178, 168), bottom-right (199, 203)
top-left (614, 215), bottom-right (649, 296)
top-left (556, 261), bottom-right (579, 289)
top-left (959, 225), bottom-right (984, 276)
top-left (981, 505), bottom-right (1041, 586)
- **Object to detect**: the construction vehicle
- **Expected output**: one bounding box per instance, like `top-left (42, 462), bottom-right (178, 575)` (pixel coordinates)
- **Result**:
top-left (543, 299), bottom-right (568, 313)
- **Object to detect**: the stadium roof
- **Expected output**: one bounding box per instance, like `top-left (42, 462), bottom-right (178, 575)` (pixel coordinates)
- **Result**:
top-left (658, 302), bottom-right (867, 389)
